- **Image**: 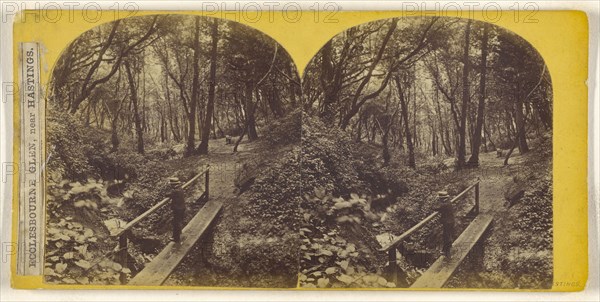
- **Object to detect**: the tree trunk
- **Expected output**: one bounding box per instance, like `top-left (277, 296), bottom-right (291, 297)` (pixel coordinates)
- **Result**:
top-left (160, 113), bottom-right (167, 143)
top-left (185, 16), bottom-right (201, 157)
top-left (340, 19), bottom-right (398, 129)
top-left (395, 75), bottom-right (415, 169)
top-left (214, 111), bottom-right (224, 138)
top-left (246, 83), bottom-right (259, 140)
top-left (468, 23), bottom-right (489, 166)
top-left (268, 85), bottom-right (285, 118)
top-left (320, 40), bottom-right (337, 122)
top-left (434, 91), bottom-right (452, 156)
top-left (233, 124), bottom-right (248, 153)
top-left (356, 111), bottom-right (364, 142)
top-left (514, 93), bottom-right (529, 154)
top-left (110, 118), bottom-right (120, 152)
top-left (382, 128), bottom-right (391, 166)
top-left (457, 19), bottom-right (471, 169)
top-left (483, 119), bottom-right (496, 151)
top-left (197, 90), bottom-right (204, 143)
top-left (198, 19), bottom-right (219, 155)
top-left (124, 60), bottom-right (144, 154)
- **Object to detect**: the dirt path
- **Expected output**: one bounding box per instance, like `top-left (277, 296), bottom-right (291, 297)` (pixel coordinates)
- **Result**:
top-left (133, 138), bottom-right (260, 257)
top-left (470, 150), bottom-right (533, 216)
top-left (166, 138), bottom-right (261, 202)
top-left (202, 138), bottom-right (251, 200)
top-left (445, 148), bottom-right (553, 289)
top-left (160, 138), bottom-right (264, 286)
top-left (475, 151), bottom-right (514, 213)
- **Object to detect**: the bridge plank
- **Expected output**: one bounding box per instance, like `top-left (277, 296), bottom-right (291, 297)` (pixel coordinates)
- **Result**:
top-left (409, 214), bottom-right (493, 289)
top-left (128, 199), bottom-right (223, 286)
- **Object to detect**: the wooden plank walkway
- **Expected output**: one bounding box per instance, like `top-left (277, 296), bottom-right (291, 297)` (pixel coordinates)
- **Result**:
top-left (128, 199), bottom-right (223, 286)
top-left (410, 214), bottom-right (494, 289)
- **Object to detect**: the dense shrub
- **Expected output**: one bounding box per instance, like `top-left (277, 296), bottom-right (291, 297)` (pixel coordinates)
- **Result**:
top-left (47, 110), bottom-right (109, 180)
top-left (300, 114), bottom-right (417, 199)
top-left (244, 148), bottom-right (302, 232)
top-left (418, 157), bottom-right (449, 174)
top-left (301, 114), bottom-right (367, 196)
top-left (95, 149), bottom-right (171, 213)
top-left (500, 172), bottom-right (553, 288)
top-left (298, 115), bottom-right (484, 288)
top-left (263, 109), bottom-right (301, 146)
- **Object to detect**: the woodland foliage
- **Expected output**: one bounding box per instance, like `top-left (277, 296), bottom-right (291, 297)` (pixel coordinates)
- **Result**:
top-left (45, 15), bottom-right (553, 288)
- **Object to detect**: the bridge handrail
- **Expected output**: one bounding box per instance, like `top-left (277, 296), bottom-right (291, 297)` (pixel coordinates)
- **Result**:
top-left (449, 181), bottom-right (479, 205)
top-left (112, 165), bottom-right (210, 238)
top-left (379, 180), bottom-right (480, 252)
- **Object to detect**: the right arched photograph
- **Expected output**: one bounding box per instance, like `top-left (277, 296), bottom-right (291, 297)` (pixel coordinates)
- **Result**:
top-left (300, 16), bottom-right (553, 289)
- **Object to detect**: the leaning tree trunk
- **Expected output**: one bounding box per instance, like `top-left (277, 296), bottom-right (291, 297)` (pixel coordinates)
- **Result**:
top-left (233, 124), bottom-right (248, 153)
top-left (339, 19), bottom-right (398, 130)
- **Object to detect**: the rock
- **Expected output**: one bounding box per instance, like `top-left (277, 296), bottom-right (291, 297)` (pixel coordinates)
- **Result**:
top-left (504, 181), bottom-right (525, 208)
top-left (376, 232), bottom-right (397, 248)
top-left (103, 218), bottom-right (127, 236)
top-left (234, 163), bottom-right (258, 194)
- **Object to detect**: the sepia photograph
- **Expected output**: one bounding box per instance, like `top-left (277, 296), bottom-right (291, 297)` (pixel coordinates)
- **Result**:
top-left (2, 1), bottom-right (596, 300)
top-left (300, 16), bottom-right (553, 289)
top-left (43, 14), bottom-right (553, 289)
top-left (44, 14), bottom-right (301, 288)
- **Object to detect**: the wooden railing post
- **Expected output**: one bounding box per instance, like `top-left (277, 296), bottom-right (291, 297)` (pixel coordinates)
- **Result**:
top-left (118, 231), bottom-right (129, 284)
top-left (388, 248), bottom-right (398, 286)
top-left (474, 182), bottom-right (480, 215)
top-left (438, 191), bottom-right (452, 258)
top-left (204, 167), bottom-right (210, 200)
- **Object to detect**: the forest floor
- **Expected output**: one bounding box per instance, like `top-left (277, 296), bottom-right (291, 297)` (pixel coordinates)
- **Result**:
top-left (161, 137), bottom-right (259, 197)
top-left (44, 134), bottom-right (279, 286)
top-left (161, 137), bottom-right (292, 287)
top-left (477, 151), bottom-right (517, 213)
top-left (373, 147), bottom-right (551, 288)
top-left (123, 138), bottom-right (264, 282)
top-left (130, 137), bottom-right (549, 288)
top-left (445, 147), bottom-right (553, 289)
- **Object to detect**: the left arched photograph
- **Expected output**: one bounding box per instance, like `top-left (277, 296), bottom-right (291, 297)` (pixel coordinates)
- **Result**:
top-left (44, 14), bottom-right (302, 288)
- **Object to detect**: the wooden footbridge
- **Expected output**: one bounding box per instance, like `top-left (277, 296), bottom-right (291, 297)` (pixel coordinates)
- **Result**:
top-left (379, 180), bottom-right (494, 288)
top-left (110, 165), bottom-right (223, 286)
top-left (109, 167), bottom-right (490, 287)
